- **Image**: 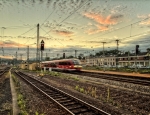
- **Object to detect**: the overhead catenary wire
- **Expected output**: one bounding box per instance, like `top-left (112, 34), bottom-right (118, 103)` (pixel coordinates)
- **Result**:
top-left (0, 24), bottom-right (35, 29)
top-left (41, 8), bottom-right (55, 27)
top-left (17, 25), bottom-right (36, 37)
top-left (40, 26), bottom-right (65, 47)
top-left (41, 25), bottom-right (83, 50)
top-left (86, 16), bottom-right (150, 41)
top-left (40, 0), bottom-right (91, 54)
top-left (16, 25), bottom-right (37, 51)
top-left (23, 29), bottom-right (37, 45)
top-left (1, 0), bottom-right (150, 58)
top-left (43, 0), bottom-right (90, 37)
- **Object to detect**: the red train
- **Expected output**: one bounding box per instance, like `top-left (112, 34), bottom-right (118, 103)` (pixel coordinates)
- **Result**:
top-left (41, 59), bottom-right (82, 71)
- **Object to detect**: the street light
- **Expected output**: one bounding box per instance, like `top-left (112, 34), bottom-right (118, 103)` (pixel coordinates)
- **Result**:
top-left (1, 27), bottom-right (6, 64)
top-left (102, 42), bottom-right (106, 72)
top-left (26, 43), bottom-right (36, 69)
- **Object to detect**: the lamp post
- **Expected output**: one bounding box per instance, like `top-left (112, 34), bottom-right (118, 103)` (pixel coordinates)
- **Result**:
top-left (1, 27), bottom-right (6, 43)
top-left (12, 56), bottom-right (14, 66)
top-left (128, 51), bottom-right (130, 66)
top-left (148, 50), bottom-right (150, 67)
top-left (102, 42), bottom-right (106, 72)
top-left (1, 27), bottom-right (6, 64)
top-left (27, 43), bottom-right (36, 62)
top-left (135, 45), bottom-right (139, 73)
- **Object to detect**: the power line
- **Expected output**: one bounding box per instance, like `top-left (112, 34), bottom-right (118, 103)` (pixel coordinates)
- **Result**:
top-left (23, 30), bottom-right (37, 44)
top-left (40, 27), bottom-right (65, 47)
top-left (43, 0), bottom-right (90, 37)
top-left (0, 25), bottom-right (35, 29)
top-left (87, 16), bottom-right (150, 41)
top-left (17, 26), bottom-right (36, 37)
top-left (99, 29), bottom-right (150, 45)
top-left (41, 9), bottom-right (55, 27)
top-left (101, 42), bottom-right (106, 72)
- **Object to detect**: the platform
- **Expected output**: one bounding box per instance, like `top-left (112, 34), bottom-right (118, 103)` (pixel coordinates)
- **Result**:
top-left (82, 69), bottom-right (150, 78)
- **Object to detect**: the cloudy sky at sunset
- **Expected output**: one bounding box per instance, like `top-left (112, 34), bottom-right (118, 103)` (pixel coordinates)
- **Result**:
top-left (0, 0), bottom-right (150, 60)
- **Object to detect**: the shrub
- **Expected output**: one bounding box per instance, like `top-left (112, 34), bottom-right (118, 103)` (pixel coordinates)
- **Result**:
top-left (75, 85), bottom-right (79, 91)
top-left (79, 88), bottom-right (84, 93)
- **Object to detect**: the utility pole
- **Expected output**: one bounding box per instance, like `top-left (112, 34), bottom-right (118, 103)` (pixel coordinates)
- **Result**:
top-left (2, 27), bottom-right (6, 56)
top-left (75, 50), bottom-right (77, 58)
top-left (1, 27), bottom-right (6, 64)
top-left (41, 50), bottom-right (43, 62)
top-left (27, 46), bottom-right (29, 69)
top-left (57, 53), bottom-right (59, 59)
top-left (49, 49), bottom-right (50, 54)
top-left (2, 47), bottom-right (4, 56)
top-left (46, 53), bottom-right (47, 60)
top-left (20, 54), bottom-right (23, 61)
top-left (148, 50), bottom-right (150, 67)
top-left (128, 51), bottom-right (130, 66)
top-left (16, 51), bottom-right (17, 66)
top-left (116, 40), bottom-right (119, 69)
top-left (102, 42), bottom-right (106, 72)
top-left (135, 45), bottom-right (139, 73)
top-left (36, 24), bottom-right (40, 67)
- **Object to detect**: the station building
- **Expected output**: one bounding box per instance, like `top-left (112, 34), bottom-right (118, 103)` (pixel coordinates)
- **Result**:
top-left (19, 61), bottom-right (39, 70)
top-left (84, 52), bottom-right (150, 67)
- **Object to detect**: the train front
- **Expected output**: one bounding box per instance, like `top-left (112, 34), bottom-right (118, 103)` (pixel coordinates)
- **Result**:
top-left (72, 59), bottom-right (82, 71)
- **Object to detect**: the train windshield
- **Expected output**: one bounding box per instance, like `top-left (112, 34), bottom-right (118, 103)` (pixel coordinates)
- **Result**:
top-left (73, 60), bottom-right (80, 65)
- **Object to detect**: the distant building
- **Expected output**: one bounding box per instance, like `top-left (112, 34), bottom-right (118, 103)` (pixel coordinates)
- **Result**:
top-left (84, 52), bottom-right (150, 67)
top-left (118, 52), bottom-right (150, 67)
top-left (85, 56), bottom-right (116, 67)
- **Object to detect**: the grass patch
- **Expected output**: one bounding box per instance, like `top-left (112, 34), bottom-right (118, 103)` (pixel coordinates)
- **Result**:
top-left (12, 74), bottom-right (28, 115)
top-left (12, 74), bottom-right (44, 115)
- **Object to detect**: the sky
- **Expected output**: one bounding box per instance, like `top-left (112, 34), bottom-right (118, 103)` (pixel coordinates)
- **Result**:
top-left (0, 0), bottom-right (150, 60)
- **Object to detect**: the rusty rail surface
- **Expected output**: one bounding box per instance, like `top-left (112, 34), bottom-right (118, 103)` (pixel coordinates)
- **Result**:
top-left (60, 71), bottom-right (150, 86)
top-left (14, 71), bottom-right (110, 115)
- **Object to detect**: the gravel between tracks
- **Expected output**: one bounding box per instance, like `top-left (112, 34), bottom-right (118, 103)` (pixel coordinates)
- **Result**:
top-left (15, 73), bottom-right (69, 115)
top-left (23, 70), bottom-right (150, 115)
top-left (0, 73), bottom-right (12, 115)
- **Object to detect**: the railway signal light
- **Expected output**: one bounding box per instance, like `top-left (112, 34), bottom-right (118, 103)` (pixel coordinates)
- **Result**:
top-left (41, 44), bottom-right (44, 50)
top-left (41, 40), bottom-right (44, 51)
top-left (135, 45), bottom-right (139, 55)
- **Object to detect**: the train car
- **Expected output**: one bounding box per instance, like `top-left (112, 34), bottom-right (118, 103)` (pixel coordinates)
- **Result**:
top-left (41, 59), bottom-right (82, 71)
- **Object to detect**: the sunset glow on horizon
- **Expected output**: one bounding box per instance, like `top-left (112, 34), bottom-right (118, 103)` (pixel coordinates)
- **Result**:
top-left (0, 0), bottom-right (150, 59)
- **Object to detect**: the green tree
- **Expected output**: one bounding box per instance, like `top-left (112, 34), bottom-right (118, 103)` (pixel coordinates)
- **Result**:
top-left (68, 55), bottom-right (74, 58)
top-left (147, 48), bottom-right (150, 52)
top-left (45, 57), bottom-right (50, 61)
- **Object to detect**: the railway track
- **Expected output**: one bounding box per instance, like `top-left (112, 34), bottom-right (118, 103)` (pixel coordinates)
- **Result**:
top-left (0, 67), bottom-right (10, 76)
top-left (14, 70), bottom-right (110, 115)
top-left (60, 71), bottom-right (150, 86)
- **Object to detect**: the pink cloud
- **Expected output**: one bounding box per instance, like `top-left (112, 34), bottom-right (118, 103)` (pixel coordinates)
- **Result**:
top-left (0, 40), bottom-right (27, 48)
top-left (83, 12), bottom-right (123, 35)
top-left (53, 30), bottom-right (74, 37)
top-left (96, 25), bottom-right (109, 31)
top-left (85, 29), bottom-right (100, 35)
top-left (84, 12), bottom-right (118, 25)
top-left (140, 20), bottom-right (150, 26)
top-left (85, 25), bottom-right (109, 35)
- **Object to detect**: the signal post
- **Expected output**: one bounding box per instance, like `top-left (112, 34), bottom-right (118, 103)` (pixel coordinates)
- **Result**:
top-left (40, 40), bottom-right (44, 72)
top-left (135, 45), bottom-right (139, 73)
top-left (41, 40), bottom-right (44, 62)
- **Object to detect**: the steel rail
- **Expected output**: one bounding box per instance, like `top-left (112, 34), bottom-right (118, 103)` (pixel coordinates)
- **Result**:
top-left (0, 67), bottom-right (10, 76)
top-left (14, 70), bottom-right (110, 115)
top-left (61, 71), bottom-right (150, 86)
